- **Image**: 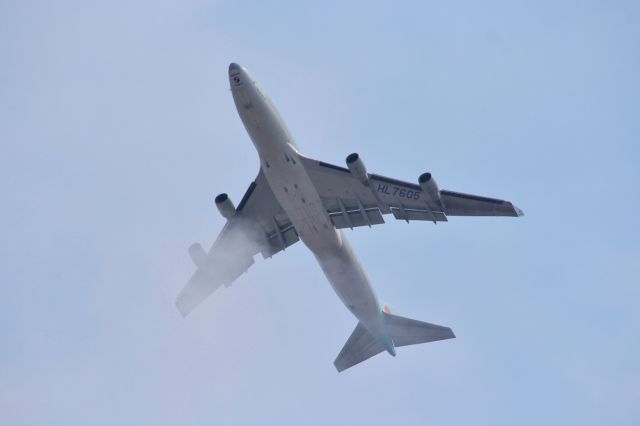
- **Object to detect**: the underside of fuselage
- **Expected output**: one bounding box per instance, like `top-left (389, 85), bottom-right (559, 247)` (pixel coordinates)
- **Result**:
top-left (229, 63), bottom-right (396, 354)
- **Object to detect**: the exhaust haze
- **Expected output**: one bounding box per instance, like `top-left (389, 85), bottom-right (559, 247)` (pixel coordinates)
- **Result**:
top-left (1, 1), bottom-right (639, 425)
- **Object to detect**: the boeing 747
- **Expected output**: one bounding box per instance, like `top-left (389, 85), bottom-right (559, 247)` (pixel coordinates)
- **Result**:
top-left (177, 63), bottom-right (523, 372)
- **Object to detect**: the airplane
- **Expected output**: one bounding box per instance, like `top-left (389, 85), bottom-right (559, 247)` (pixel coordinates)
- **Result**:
top-left (176, 63), bottom-right (523, 372)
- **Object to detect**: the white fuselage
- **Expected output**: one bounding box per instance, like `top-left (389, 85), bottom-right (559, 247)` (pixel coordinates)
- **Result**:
top-left (229, 64), bottom-right (394, 354)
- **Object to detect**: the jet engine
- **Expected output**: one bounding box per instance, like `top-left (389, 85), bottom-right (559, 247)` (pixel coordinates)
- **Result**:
top-left (215, 193), bottom-right (236, 220)
top-left (418, 172), bottom-right (444, 209)
top-left (346, 153), bottom-right (368, 183)
top-left (188, 243), bottom-right (207, 268)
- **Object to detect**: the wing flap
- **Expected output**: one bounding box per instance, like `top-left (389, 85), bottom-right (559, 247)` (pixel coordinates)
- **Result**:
top-left (328, 208), bottom-right (385, 229)
top-left (262, 223), bottom-right (299, 258)
top-left (391, 206), bottom-right (447, 223)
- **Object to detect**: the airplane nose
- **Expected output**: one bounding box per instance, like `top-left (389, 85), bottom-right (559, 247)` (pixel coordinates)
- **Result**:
top-left (229, 63), bottom-right (248, 88)
top-left (229, 62), bottom-right (241, 74)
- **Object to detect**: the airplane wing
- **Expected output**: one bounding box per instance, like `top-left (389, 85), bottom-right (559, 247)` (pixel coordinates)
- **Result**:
top-left (176, 169), bottom-right (298, 316)
top-left (300, 155), bottom-right (523, 229)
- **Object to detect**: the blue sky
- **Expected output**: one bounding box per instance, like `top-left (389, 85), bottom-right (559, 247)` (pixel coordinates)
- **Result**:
top-left (1, 1), bottom-right (639, 425)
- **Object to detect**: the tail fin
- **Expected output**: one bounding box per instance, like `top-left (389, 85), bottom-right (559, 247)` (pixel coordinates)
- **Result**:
top-left (334, 313), bottom-right (455, 372)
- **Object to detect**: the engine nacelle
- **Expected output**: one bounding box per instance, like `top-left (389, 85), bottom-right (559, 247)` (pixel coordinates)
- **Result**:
top-left (215, 193), bottom-right (236, 220)
top-left (418, 172), bottom-right (443, 208)
top-left (188, 243), bottom-right (207, 268)
top-left (346, 153), bottom-right (368, 183)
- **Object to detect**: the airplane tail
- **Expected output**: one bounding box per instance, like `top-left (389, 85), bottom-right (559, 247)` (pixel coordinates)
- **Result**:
top-left (334, 312), bottom-right (455, 372)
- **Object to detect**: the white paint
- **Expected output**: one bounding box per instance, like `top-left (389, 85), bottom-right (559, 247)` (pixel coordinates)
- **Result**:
top-left (228, 63), bottom-right (394, 354)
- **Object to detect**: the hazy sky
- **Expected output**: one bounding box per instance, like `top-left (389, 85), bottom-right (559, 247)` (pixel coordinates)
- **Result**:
top-left (1, 1), bottom-right (639, 425)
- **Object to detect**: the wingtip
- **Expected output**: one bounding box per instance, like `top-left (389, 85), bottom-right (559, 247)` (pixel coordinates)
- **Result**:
top-left (514, 205), bottom-right (525, 217)
top-left (176, 306), bottom-right (188, 318)
top-left (175, 297), bottom-right (193, 318)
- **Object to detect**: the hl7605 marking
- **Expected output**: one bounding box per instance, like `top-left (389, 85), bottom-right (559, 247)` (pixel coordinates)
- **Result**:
top-left (376, 183), bottom-right (421, 200)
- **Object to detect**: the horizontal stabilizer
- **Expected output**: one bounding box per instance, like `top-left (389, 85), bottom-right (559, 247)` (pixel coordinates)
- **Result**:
top-left (334, 313), bottom-right (455, 372)
top-left (334, 323), bottom-right (386, 373)
top-left (382, 312), bottom-right (455, 347)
